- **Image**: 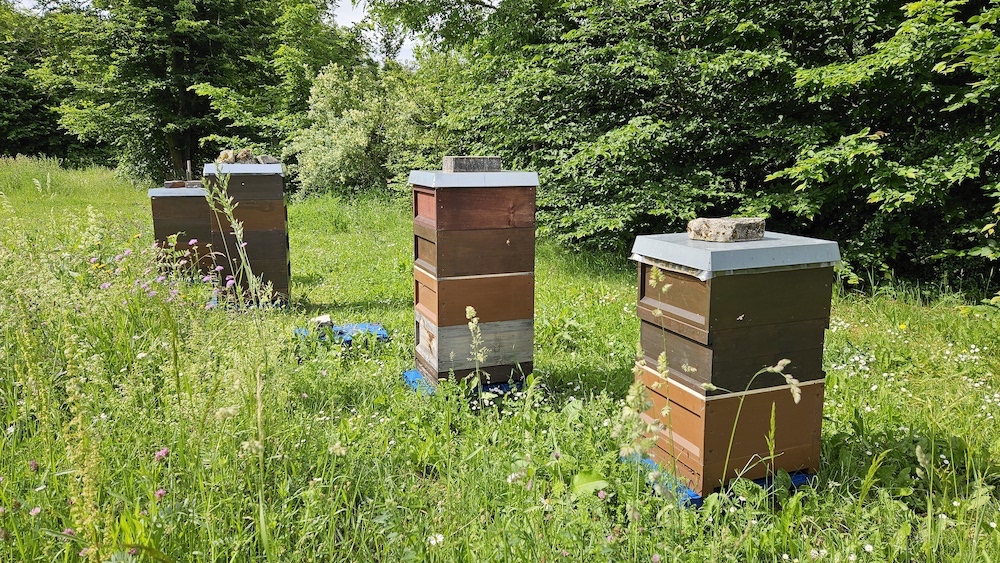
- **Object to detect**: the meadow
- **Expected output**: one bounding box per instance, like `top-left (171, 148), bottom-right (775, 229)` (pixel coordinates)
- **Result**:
top-left (2, 156), bottom-right (1000, 561)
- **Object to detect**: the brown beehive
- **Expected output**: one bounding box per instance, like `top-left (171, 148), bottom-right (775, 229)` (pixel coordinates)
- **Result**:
top-left (149, 182), bottom-right (213, 270)
top-left (203, 163), bottom-right (290, 302)
top-left (411, 157), bottom-right (537, 384)
top-left (631, 231), bottom-right (840, 495)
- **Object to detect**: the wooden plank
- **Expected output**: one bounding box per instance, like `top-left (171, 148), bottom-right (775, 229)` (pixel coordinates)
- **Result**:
top-left (211, 230), bottom-right (289, 262)
top-left (415, 235), bottom-right (437, 272)
top-left (434, 227), bottom-right (534, 277)
top-left (639, 320), bottom-right (826, 393)
top-left (211, 199), bottom-right (287, 232)
top-left (435, 272), bottom-right (534, 326)
top-left (416, 311), bottom-right (533, 372)
top-left (413, 217), bottom-right (436, 243)
top-left (413, 187), bottom-right (437, 223)
top-left (434, 187), bottom-right (535, 231)
top-left (204, 174), bottom-right (284, 200)
top-left (707, 267), bottom-right (834, 331)
top-left (700, 382), bottom-right (824, 494)
top-left (415, 352), bottom-right (531, 385)
top-left (150, 196), bottom-right (211, 219)
top-left (639, 263), bottom-right (710, 341)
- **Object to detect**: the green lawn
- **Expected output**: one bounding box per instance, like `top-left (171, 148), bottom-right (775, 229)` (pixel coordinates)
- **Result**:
top-left (2, 156), bottom-right (1000, 561)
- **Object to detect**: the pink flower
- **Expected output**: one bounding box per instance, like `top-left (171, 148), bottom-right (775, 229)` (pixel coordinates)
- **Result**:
top-left (100, 282), bottom-right (112, 290)
top-left (155, 276), bottom-right (166, 283)
top-left (29, 506), bottom-right (41, 516)
top-left (214, 265), bottom-right (224, 272)
top-left (155, 488), bottom-right (167, 500)
top-left (188, 238), bottom-right (198, 246)
top-left (89, 257), bottom-right (98, 264)
top-left (154, 447), bottom-right (169, 462)
top-left (79, 548), bottom-right (89, 557)
top-left (62, 528), bottom-right (75, 537)
top-left (201, 275), bottom-right (213, 282)
top-left (123, 249), bottom-right (132, 256)
top-left (652, 555), bottom-right (661, 563)
top-left (29, 460), bottom-right (38, 472)
top-left (225, 279), bottom-right (236, 288)
top-left (597, 489), bottom-right (607, 500)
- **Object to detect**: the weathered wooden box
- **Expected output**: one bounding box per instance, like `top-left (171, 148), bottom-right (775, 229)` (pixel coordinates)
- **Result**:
top-left (636, 363), bottom-right (824, 495)
top-left (631, 230), bottom-right (839, 496)
top-left (410, 164), bottom-right (538, 384)
top-left (149, 183), bottom-right (213, 269)
top-left (203, 163), bottom-right (290, 301)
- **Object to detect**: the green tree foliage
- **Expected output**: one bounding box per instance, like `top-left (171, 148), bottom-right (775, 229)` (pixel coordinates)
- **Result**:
top-left (289, 49), bottom-right (465, 195)
top-left (0, 1), bottom-right (96, 161)
top-left (768, 0), bottom-right (1000, 278)
top-left (30, 0), bottom-right (361, 181)
top-left (191, 0), bottom-right (364, 156)
top-left (370, 0), bottom-right (999, 281)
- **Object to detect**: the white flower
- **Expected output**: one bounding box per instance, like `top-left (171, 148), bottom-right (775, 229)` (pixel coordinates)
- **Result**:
top-left (989, 521), bottom-right (996, 529)
top-left (427, 533), bottom-right (444, 546)
top-left (864, 544), bottom-right (873, 553)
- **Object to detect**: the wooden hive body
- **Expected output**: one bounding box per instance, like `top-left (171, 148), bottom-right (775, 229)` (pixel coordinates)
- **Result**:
top-left (204, 164), bottom-right (290, 302)
top-left (410, 167), bottom-right (538, 384)
top-left (631, 231), bottom-right (839, 496)
top-left (149, 185), bottom-right (214, 270)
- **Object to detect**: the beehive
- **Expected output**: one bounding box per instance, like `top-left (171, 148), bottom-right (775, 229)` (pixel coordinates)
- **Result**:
top-left (203, 163), bottom-right (290, 302)
top-left (631, 231), bottom-right (840, 495)
top-left (411, 157), bottom-right (537, 384)
top-left (149, 181), bottom-right (213, 270)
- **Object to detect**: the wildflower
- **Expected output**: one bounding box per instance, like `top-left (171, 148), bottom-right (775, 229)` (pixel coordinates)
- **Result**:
top-left (154, 447), bottom-right (169, 462)
top-left (136, 352), bottom-right (147, 360)
top-left (427, 533), bottom-right (444, 546)
top-left (205, 302), bottom-right (216, 310)
top-left (202, 275), bottom-right (213, 282)
top-left (188, 238), bottom-right (198, 246)
top-left (62, 528), bottom-right (75, 537)
top-left (155, 488), bottom-right (167, 500)
top-left (506, 472), bottom-right (522, 484)
top-left (29, 506), bottom-right (41, 516)
top-left (598, 490), bottom-right (607, 500)
top-left (79, 548), bottom-right (89, 557)
top-left (29, 460), bottom-right (38, 472)
top-left (329, 442), bottom-right (347, 457)
top-left (899, 323), bottom-right (907, 330)
top-left (215, 406), bottom-right (238, 421)
top-left (214, 265), bottom-right (224, 271)
top-left (89, 257), bottom-right (98, 264)
top-left (864, 544), bottom-right (873, 553)
top-left (155, 275), bottom-right (166, 283)
top-left (100, 282), bottom-right (111, 290)
top-left (128, 548), bottom-right (139, 556)
top-left (990, 522), bottom-right (997, 529)
top-left (652, 556), bottom-right (661, 563)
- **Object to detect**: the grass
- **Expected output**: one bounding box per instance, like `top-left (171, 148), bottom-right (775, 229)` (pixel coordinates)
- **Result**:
top-left (1, 156), bottom-right (1000, 561)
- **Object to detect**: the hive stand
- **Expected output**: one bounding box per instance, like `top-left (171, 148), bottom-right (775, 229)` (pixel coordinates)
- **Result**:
top-left (410, 157), bottom-right (538, 385)
top-left (631, 231), bottom-right (840, 496)
top-left (203, 163), bottom-right (290, 302)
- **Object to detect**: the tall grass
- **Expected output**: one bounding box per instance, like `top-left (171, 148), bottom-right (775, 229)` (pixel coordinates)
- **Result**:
top-left (1, 156), bottom-right (999, 561)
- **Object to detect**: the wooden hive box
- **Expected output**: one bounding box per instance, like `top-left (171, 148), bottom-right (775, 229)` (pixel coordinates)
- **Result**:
top-left (636, 362), bottom-right (824, 496)
top-left (631, 230), bottom-right (839, 496)
top-left (410, 162), bottom-right (538, 384)
top-left (203, 163), bottom-right (290, 301)
top-left (149, 182), bottom-right (213, 270)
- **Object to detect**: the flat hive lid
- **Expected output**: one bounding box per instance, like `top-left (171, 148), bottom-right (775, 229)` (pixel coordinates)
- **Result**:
top-left (408, 170), bottom-right (539, 188)
top-left (203, 163), bottom-right (284, 176)
top-left (631, 231), bottom-right (840, 280)
top-left (148, 187), bottom-right (208, 197)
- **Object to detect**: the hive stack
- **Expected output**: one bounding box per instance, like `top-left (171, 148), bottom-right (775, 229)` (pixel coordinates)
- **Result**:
top-left (203, 163), bottom-right (290, 302)
top-left (149, 180), bottom-right (213, 270)
top-left (410, 156), bottom-right (537, 385)
top-left (631, 225), bottom-right (840, 496)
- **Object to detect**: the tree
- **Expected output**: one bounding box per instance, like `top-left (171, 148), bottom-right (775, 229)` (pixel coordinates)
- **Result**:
top-left (0, 1), bottom-right (97, 161)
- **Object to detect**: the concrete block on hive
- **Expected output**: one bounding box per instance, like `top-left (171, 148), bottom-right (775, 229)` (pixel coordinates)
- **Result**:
top-left (687, 217), bottom-right (765, 242)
